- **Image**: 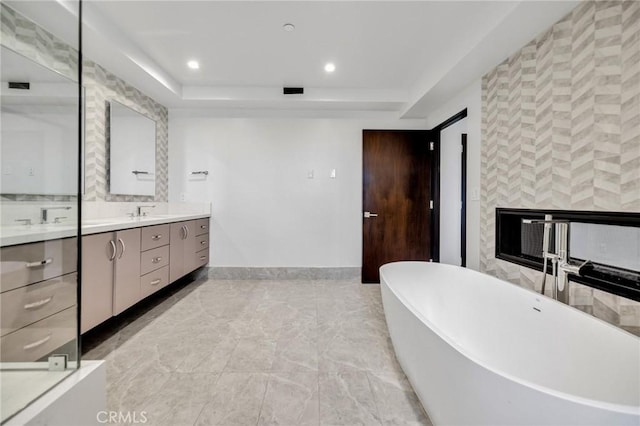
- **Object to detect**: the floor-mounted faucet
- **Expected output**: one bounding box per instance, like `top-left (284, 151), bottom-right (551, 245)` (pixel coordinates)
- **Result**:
top-left (523, 215), bottom-right (591, 303)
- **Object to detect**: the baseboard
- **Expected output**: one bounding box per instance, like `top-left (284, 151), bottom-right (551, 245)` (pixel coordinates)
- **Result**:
top-left (207, 267), bottom-right (361, 280)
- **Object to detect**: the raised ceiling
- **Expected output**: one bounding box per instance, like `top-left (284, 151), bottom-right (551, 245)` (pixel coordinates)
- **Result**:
top-left (7, 1), bottom-right (579, 117)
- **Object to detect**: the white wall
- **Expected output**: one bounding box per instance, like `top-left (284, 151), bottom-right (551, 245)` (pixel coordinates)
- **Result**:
top-left (439, 118), bottom-right (466, 265)
top-left (169, 112), bottom-right (427, 267)
top-left (426, 80), bottom-right (482, 271)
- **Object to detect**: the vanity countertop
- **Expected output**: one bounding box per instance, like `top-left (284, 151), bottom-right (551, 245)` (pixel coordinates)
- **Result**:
top-left (0, 213), bottom-right (211, 247)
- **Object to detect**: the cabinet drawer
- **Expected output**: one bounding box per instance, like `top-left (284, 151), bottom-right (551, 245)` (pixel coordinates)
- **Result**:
top-left (195, 218), bottom-right (210, 236)
top-left (140, 245), bottom-right (169, 276)
top-left (141, 224), bottom-right (170, 251)
top-left (1, 273), bottom-right (76, 337)
top-left (140, 266), bottom-right (169, 299)
top-left (195, 234), bottom-right (209, 252)
top-left (196, 248), bottom-right (209, 268)
top-left (1, 238), bottom-right (77, 293)
top-left (1, 307), bottom-right (76, 362)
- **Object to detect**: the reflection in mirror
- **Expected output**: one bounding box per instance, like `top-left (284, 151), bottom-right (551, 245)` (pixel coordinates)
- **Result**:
top-left (108, 101), bottom-right (156, 197)
top-left (1, 46), bottom-right (78, 196)
top-left (0, 37), bottom-right (80, 424)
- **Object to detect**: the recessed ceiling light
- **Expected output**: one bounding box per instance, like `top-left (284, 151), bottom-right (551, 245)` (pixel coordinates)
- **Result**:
top-left (187, 60), bottom-right (200, 70)
top-left (324, 62), bottom-right (336, 73)
top-left (283, 23), bottom-right (295, 32)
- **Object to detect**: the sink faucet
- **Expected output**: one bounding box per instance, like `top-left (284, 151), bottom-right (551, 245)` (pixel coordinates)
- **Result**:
top-left (523, 215), bottom-right (591, 303)
top-left (136, 205), bottom-right (156, 217)
top-left (40, 206), bottom-right (71, 224)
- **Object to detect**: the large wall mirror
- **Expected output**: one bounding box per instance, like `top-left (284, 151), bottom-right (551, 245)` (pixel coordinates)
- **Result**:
top-left (1, 46), bottom-right (79, 196)
top-left (108, 100), bottom-right (156, 197)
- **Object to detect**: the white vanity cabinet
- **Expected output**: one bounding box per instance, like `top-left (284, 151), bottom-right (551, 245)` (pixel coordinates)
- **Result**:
top-left (0, 238), bottom-right (77, 361)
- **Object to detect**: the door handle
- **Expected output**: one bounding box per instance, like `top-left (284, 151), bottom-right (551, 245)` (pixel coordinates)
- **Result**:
top-left (363, 211), bottom-right (378, 218)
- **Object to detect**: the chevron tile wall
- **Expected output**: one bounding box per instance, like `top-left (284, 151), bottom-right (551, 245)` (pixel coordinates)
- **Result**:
top-left (481, 0), bottom-right (640, 335)
top-left (0, 4), bottom-right (168, 203)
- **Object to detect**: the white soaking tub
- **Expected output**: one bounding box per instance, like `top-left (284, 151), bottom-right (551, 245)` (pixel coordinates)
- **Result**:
top-left (380, 261), bottom-right (640, 426)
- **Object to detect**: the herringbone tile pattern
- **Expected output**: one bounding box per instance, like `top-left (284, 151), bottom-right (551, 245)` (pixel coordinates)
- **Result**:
top-left (1, 4), bottom-right (168, 203)
top-left (481, 1), bottom-right (640, 334)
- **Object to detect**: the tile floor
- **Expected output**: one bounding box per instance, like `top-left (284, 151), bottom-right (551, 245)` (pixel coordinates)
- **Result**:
top-left (83, 275), bottom-right (431, 426)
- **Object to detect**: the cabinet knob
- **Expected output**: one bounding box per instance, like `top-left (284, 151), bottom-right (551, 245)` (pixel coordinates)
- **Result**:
top-left (151, 234), bottom-right (162, 240)
top-left (152, 257), bottom-right (162, 264)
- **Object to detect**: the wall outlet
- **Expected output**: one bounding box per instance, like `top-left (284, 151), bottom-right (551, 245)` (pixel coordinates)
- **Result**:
top-left (180, 193), bottom-right (186, 202)
top-left (330, 169), bottom-right (336, 179)
top-left (28, 167), bottom-right (35, 176)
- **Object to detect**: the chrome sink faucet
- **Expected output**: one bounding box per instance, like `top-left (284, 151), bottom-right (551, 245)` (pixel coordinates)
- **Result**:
top-left (136, 205), bottom-right (155, 217)
top-left (40, 206), bottom-right (71, 224)
top-left (523, 215), bottom-right (591, 303)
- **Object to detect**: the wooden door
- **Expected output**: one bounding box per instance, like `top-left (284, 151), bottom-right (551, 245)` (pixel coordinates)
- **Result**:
top-left (362, 130), bottom-right (433, 283)
top-left (113, 228), bottom-right (141, 315)
top-left (81, 233), bottom-right (115, 333)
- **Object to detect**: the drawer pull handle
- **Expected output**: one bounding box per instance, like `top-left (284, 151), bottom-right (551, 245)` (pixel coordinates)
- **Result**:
top-left (150, 279), bottom-right (161, 286)
top-left (24, 334), bottom-right (52, 350)
top-left (24, 297), bottom-right (54, 310)
top-left (152, 257), bottom-right (162, 263)
top-left (151, 235), bottom-right (162, 240)
top-left (200, 241), bottom-right (207, 245)
top-left (200, 225), bottom-right (207, 229)
top-left (199, 256), bottom-right (207, 260)
top-left (26, 258), bottom-right (53, 268)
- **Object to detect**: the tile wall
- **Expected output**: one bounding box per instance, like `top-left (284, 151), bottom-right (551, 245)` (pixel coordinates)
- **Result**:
top-left (481, 0), bottom-right (640, 334)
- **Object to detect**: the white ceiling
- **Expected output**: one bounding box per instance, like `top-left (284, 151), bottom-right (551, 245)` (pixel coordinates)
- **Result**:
top-left (7, 0), bottom-right (579, 118)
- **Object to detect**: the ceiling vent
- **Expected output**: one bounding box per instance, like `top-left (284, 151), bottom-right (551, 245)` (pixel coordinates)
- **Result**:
top-left (8, 82), bottom-right (30, 90)
top-left (283, 87), bottom-right (303, 95)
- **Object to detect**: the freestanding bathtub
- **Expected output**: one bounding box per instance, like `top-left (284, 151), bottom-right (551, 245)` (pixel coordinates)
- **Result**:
top-left (380, 262), bottom-right (640, 426)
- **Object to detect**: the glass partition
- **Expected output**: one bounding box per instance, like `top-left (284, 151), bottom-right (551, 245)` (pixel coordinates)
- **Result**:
top-left (0, 1), bottom-right (81, 423)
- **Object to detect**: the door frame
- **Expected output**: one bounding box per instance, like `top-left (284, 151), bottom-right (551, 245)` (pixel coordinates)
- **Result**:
top-left (432, 109), bottom-right (468, 264)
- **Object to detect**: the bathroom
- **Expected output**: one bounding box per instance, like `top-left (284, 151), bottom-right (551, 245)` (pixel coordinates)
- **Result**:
top-left (0, 0), bottom-right (638, 425)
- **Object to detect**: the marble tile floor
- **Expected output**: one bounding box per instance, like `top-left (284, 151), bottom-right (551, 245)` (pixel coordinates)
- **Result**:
top-left (83, 275), bottom-right (432, 426)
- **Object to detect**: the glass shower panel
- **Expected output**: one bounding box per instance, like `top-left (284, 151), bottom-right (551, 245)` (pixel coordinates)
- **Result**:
top-left (0, 1), bottom-right (81, 423)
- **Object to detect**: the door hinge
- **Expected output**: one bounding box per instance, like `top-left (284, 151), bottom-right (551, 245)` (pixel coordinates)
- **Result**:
top-left (429, 142), bottom-right (434, 151)
top-left (429, 200), bottom-right (434, 209)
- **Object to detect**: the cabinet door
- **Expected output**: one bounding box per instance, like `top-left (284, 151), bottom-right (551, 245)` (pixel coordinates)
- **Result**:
top-left (183, 220), bottom-right (200, 274)
top-left (81, 233), bottom-right (115, 333)
top-left (113, 228), bottom-right (141, 315)
top-left (169, 222), bottom-right (186, 282)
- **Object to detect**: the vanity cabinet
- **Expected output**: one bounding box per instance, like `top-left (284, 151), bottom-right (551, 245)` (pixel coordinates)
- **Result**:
top-left (112, 228), bottom-right (142, 315)
top-left (170, 218), bottom-right (209, 282)
top-left (81, 228), bottom-right (141, 332)
top-left (81, 216), bottom-right (209, 333)
top-left (0, 238), bottom-right (77, 361)
top-left (139, 224), bottom-right (170, 299)
top-left (81, 233), bottom-right (114, 333)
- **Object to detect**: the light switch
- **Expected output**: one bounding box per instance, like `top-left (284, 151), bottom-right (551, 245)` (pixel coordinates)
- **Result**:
top-left (330, 169), bottom-right (336, 179)
top-left (307, 170), bottom-right (314, 179)
top-left (470, 187), bottom-right (480, 201)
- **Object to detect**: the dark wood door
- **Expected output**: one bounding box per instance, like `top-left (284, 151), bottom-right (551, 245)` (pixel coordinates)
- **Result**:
top-left (362, 130), bottom-right (433, 283)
